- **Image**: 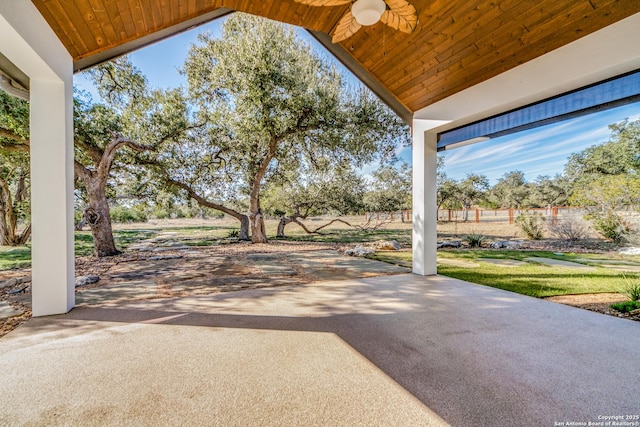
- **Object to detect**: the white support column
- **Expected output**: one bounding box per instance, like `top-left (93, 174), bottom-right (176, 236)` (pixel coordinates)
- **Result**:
top-left (1, 1), bottom-right (75, 316)
top-left (29, 79), bottom-right (75, 316)
top-left (412, 120), bottom-right (441, 276)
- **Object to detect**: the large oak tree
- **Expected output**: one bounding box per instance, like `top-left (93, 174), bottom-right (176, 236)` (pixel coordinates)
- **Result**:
top-left (179, 13), bottom-right (408, 243)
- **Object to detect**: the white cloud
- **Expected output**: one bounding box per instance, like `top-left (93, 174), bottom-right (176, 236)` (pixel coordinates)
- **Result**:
top-left (440, 102), bottom-right (640, 183)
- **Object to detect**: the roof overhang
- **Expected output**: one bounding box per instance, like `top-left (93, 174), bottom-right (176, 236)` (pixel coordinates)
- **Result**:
top-left (29, 0), bottom-right (640, 125)
top-left (414, 12), bottom-right (640, 137)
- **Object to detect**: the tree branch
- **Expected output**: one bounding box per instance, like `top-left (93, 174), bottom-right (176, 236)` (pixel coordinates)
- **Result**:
top-left (0, 127), bottom-right (28, 144)
top-left (99, 134), bottom-right (155, 182)
top-left (290, 217), bottom-right (353, 235)
top-left (164, 176), bottom-right (245, 221)
top-left (312, 218), bottom-right (353, 233)
top-left (74, 159), bottom-right (93, 181)
top-left (0, 128), bottom-right (29, 153)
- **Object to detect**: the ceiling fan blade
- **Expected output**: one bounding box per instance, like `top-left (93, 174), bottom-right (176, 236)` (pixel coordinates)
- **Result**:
top-left (331, 11), bottom-right (362, 43)
top-left (380, 0), bottom-right (418, 33)
top-left (293, 0), bottom-right (352, 6)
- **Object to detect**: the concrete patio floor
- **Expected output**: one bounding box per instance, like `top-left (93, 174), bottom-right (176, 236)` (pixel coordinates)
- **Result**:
top-left (1, 274), bottom-right (639, 426)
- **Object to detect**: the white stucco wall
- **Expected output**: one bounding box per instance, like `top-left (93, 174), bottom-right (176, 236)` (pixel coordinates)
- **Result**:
top-left (0, 0), bottom-right (75, 315)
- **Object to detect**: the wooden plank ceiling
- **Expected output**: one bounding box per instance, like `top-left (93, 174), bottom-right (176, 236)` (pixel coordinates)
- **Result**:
top-left (31, 0), bottom-right (640, 115)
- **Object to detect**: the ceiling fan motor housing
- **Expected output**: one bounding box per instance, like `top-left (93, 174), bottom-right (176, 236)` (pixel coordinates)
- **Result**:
top-left (352, 0), bottom-right (386, 26)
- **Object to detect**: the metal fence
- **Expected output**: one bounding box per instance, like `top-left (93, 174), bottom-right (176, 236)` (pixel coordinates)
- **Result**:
top-left (436, 206), bottom-right (588, 224)
top-left (366, 207), bottom-right (589, 224)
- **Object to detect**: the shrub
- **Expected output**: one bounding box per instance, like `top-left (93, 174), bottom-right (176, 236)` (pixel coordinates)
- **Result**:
top-left (587, 211), bottom-right (632, 244)
top-left (151, 209), bottom-right (170, 219)
top-left (110, 206), bottom-right (148, 223)
top-left (515, 211), bottom-right (545, 240)
top-left (210, 211), bottom-right (225, 219)
top-left (548, 217), bottom-right (588, 244)
top-left (463, 233), bottom-right (485, 248)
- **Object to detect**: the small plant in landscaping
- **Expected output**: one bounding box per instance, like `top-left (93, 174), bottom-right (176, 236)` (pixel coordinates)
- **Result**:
top-left (515, 211), bottom-right (545, 240)
top-left (610, 274), bottom-right (640, 313)
top-left (463, 233), bottom-right (485, 248)
top-left (619, 273), bottom-right (640, 301)
top-left (226, 229), bottom-right (240, 238)
top-left (610, 300), bottom-right (640, 313)
top-left (548, 217), bottom-right (588, 244)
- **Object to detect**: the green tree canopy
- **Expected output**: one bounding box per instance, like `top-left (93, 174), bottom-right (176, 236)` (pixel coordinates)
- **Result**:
top-left (363, 163), bottom-right (411, 213)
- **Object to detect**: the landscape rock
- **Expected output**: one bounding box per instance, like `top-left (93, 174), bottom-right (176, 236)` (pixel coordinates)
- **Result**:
top-left (0, 301), bottom-right (23, 320)
top-left (345, 246), bottom-right (374, 257)
top-left (75, 275), bottom-right (100, 288)
top-left (0, 276), bottom-right (31, 289)
top-left (152, 246), bottom-right (191, 252)
top-left (371, 240), bottom-right (401, 250)
top-left (1, 278), bottom-right (19, 289)
top-left (437, 241), bottom-right (461, 249)
top-left (620, 247), bottom-right (640, 255)
top-left (491, 240), bottom-right (523, 249)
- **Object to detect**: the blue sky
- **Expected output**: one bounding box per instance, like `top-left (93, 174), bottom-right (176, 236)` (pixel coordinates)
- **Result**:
top-left (440, 103), bottom-right (640, 184)
top-left (74, 16), bottom-right (640, 185)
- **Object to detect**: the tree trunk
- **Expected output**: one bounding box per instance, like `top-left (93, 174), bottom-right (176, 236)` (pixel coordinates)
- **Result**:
top-left (276, 216), bottom-right (293, 237)
top-left (16, 223), bottom-right (31, 245)
top-left (239, 214), bottom-right (250, 241)
top-left (0, 175), bottom-right (30, 246)
top-left (250, 210), bottom-right (268, 244)
top-left (85, 183), bottom-right (120, 257)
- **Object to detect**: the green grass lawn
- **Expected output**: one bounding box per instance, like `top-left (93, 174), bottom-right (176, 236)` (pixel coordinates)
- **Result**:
top-left (0, 229), bottom-right (159, 270)
top-left (0, 246), bottom-right (32, 270)
top-left (278, 227), bottom-right (411, 246)
top-left (370, 250), bottom-right (638, 298)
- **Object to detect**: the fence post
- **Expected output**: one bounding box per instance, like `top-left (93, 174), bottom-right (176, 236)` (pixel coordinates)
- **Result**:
top-left (508, 209), bottom-right (514, 224)
top-left (475, 208), bottom-right (480, 223)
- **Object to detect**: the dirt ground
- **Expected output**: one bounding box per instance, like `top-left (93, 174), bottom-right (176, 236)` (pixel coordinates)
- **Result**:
top-left (546, 293), bottom-right (640, 321)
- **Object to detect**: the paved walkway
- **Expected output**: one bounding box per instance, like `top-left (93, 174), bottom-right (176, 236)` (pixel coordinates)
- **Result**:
top-left (1, 274), bottom-right (638, 426)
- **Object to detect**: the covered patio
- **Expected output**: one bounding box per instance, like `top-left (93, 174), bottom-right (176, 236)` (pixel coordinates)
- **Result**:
top-left (1, 0), bottom-right (640, 315)
top-left (2, 273), bottom-right (639, 425)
